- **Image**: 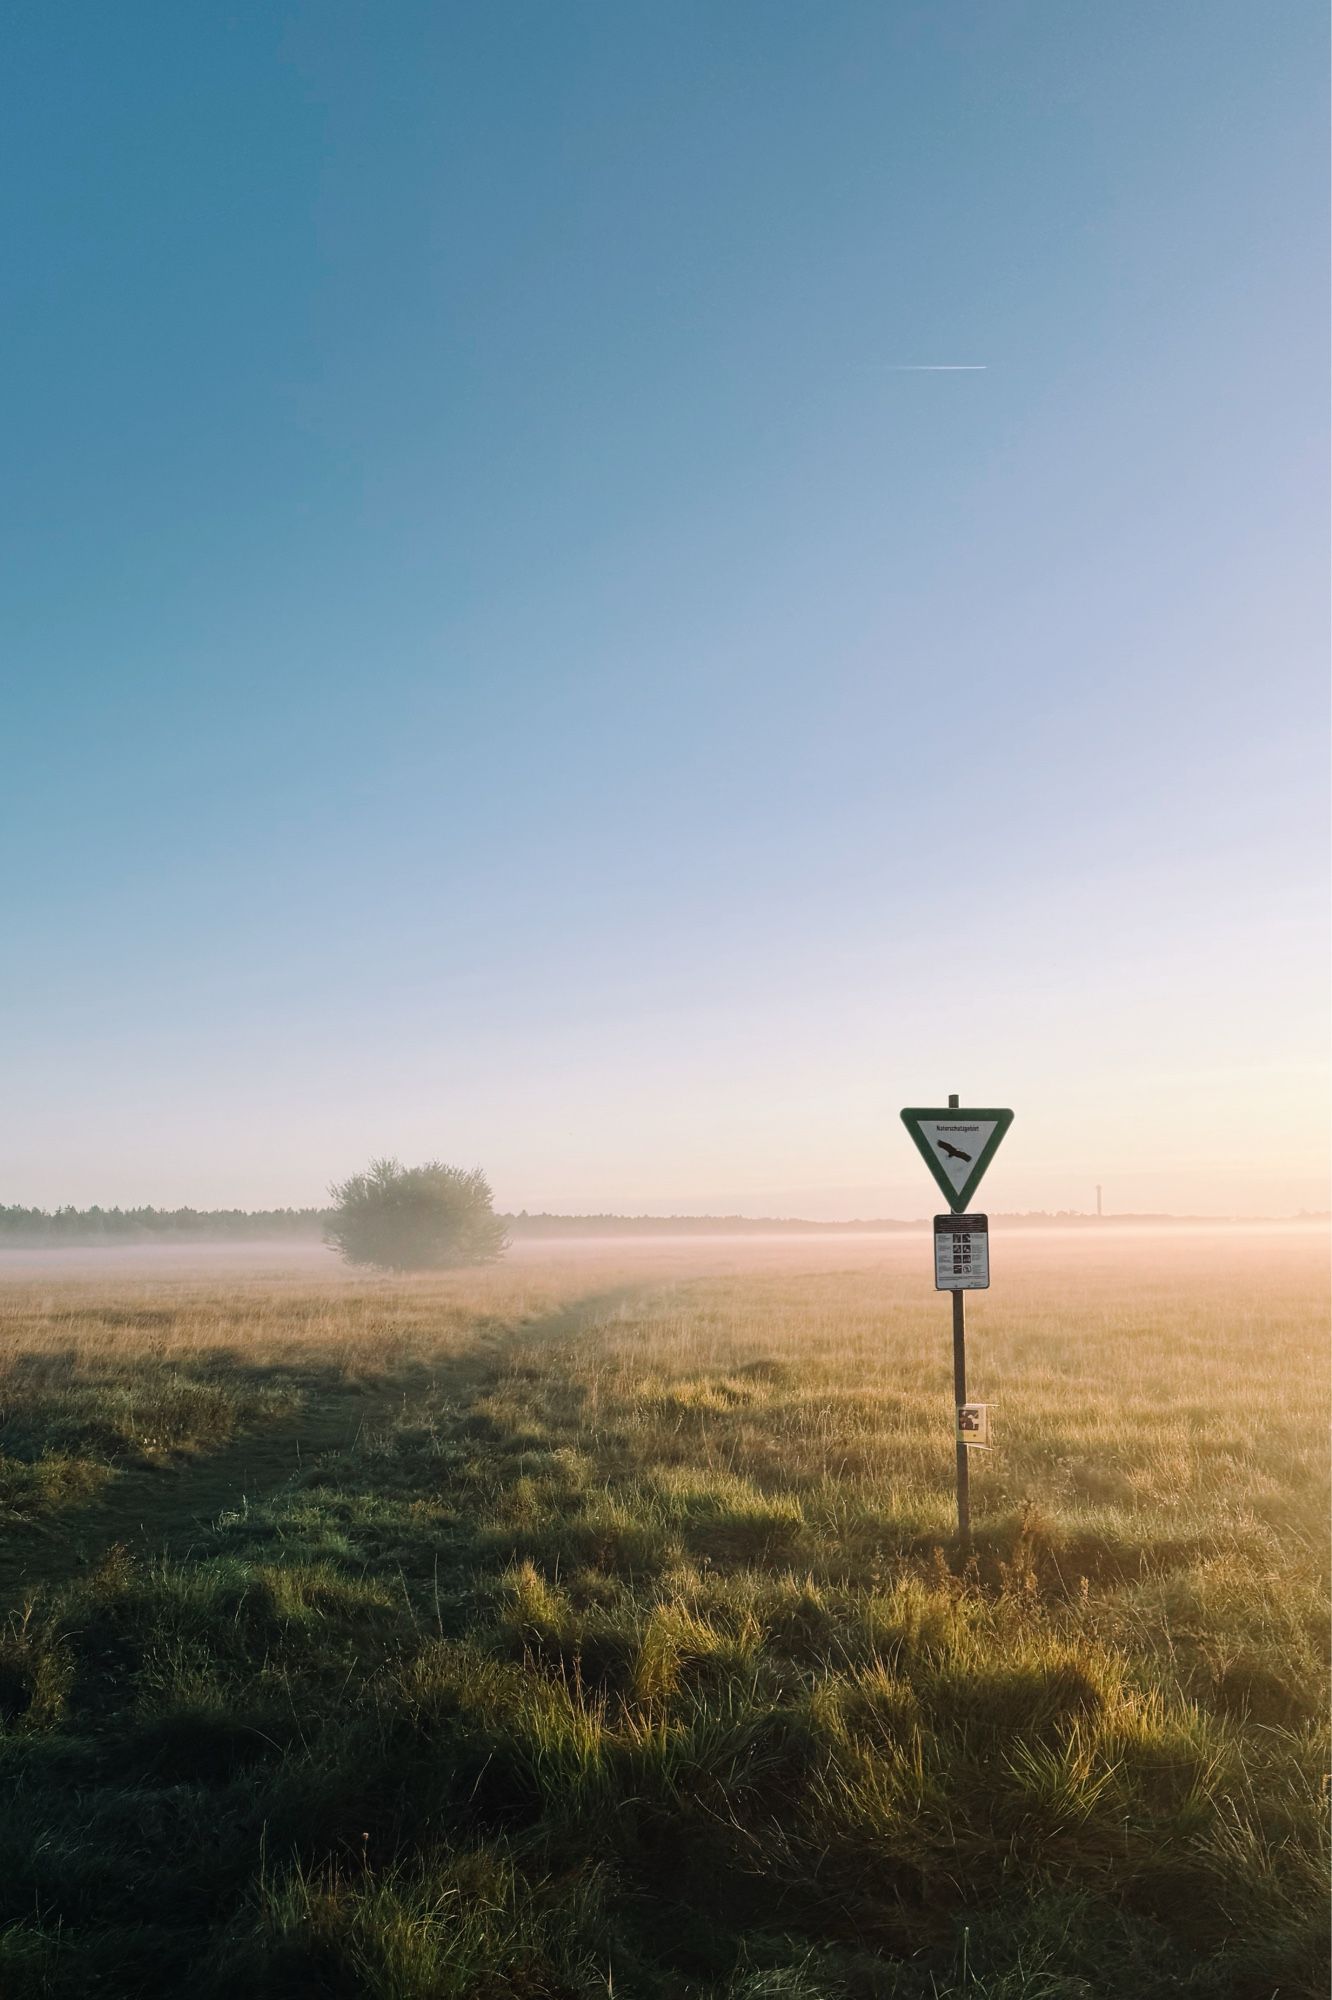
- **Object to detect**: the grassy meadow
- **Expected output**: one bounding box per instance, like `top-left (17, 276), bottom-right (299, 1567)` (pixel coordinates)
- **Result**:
top-left (0, 1228), bottom-right (1326, 1998)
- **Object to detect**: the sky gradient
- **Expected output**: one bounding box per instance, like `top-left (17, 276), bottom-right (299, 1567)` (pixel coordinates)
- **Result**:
top-left (3, 2), bottom-right (1328, 1218)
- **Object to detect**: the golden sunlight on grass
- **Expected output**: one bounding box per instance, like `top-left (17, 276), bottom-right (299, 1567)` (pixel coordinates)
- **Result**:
top-left (0, 1226), bottom-right (1325, 1996)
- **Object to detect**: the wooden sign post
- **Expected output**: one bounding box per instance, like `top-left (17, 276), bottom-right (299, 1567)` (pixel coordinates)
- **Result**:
top-left (900, 1094), bottom-right (1013, 1546)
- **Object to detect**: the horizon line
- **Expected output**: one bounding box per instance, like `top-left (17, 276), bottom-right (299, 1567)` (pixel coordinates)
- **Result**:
top-left (2, 1201), bottom-right (1328, 1231)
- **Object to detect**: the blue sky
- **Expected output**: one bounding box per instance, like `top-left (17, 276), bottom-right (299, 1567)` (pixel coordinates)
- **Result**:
top-left (3, 2), bottom-right (1327, 1216)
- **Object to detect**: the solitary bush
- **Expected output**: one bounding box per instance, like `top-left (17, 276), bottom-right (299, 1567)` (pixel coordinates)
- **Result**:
top-left (326, 1159), bottom-right (508, 1272)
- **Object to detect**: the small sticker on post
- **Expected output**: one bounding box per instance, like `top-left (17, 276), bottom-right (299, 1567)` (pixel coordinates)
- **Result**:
top-left (934, 1213), bottom-right (989, 1290)
top-left (957, 1403), bottom-right (990, 1448)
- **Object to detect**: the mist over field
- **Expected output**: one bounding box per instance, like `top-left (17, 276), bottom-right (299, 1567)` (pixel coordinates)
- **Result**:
top-left (2, 1214), bottom-right (1325, 1285)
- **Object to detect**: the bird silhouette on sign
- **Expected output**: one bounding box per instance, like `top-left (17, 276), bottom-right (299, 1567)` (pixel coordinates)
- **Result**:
top-left (938, 1140), bottom-right (972, 1163)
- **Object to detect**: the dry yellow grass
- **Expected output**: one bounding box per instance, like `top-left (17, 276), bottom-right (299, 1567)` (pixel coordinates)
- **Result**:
top-left (0, 1224), bottom-right (1325, 1997)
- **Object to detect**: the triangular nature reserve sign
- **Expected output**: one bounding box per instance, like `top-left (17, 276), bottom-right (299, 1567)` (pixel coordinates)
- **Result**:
top-left (900, 1106), bottom-right (1014, 1212)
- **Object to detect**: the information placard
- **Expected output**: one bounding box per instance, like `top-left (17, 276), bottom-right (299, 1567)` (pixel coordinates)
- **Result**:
top-left (957, 1402), bottom-right (990, 1447)
top-left (934, 1212), bottom-right (989, 1290)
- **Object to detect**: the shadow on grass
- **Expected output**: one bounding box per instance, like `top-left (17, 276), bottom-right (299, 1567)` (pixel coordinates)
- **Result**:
top-left (0, 1287), bottom-right (642, 1608)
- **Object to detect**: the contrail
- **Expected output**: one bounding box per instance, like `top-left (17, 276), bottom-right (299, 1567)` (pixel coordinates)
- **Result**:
top-left (885, 364), bottom-right (988, 371)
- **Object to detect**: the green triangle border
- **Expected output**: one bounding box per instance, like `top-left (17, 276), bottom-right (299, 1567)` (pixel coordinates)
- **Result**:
top-left (900, 1106), bottom-right (1014, 1212)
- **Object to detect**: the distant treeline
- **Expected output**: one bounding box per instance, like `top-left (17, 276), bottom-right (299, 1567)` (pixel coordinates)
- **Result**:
top-left (498, 1211), bottom-right (1308, 1235)
top-left (0, 1206), bottom-right (330, 1246)
top-left (503, 1212), bottom-right (919, 1235)
top-left (0, 1203), bottom-right (1313, 1249)
top-left (0, 1206), bottom-right (916, 1247)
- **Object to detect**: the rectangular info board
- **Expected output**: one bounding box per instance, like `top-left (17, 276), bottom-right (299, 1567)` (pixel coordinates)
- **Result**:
top-left (934, 1213), bottom-right (989, 1290)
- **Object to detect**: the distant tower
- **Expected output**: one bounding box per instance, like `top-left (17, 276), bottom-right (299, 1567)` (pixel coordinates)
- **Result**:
top-left (1095, 1184), bottom-right (1103, 1218)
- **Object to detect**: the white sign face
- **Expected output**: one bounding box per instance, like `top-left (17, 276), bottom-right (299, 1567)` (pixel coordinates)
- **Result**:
top-left (957, 1402), bottom-right (990, 1447)
top-left (934, 1213), bottom-right (989, 1291)
top-left (916, 1119), bottom-right (999, 1200)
